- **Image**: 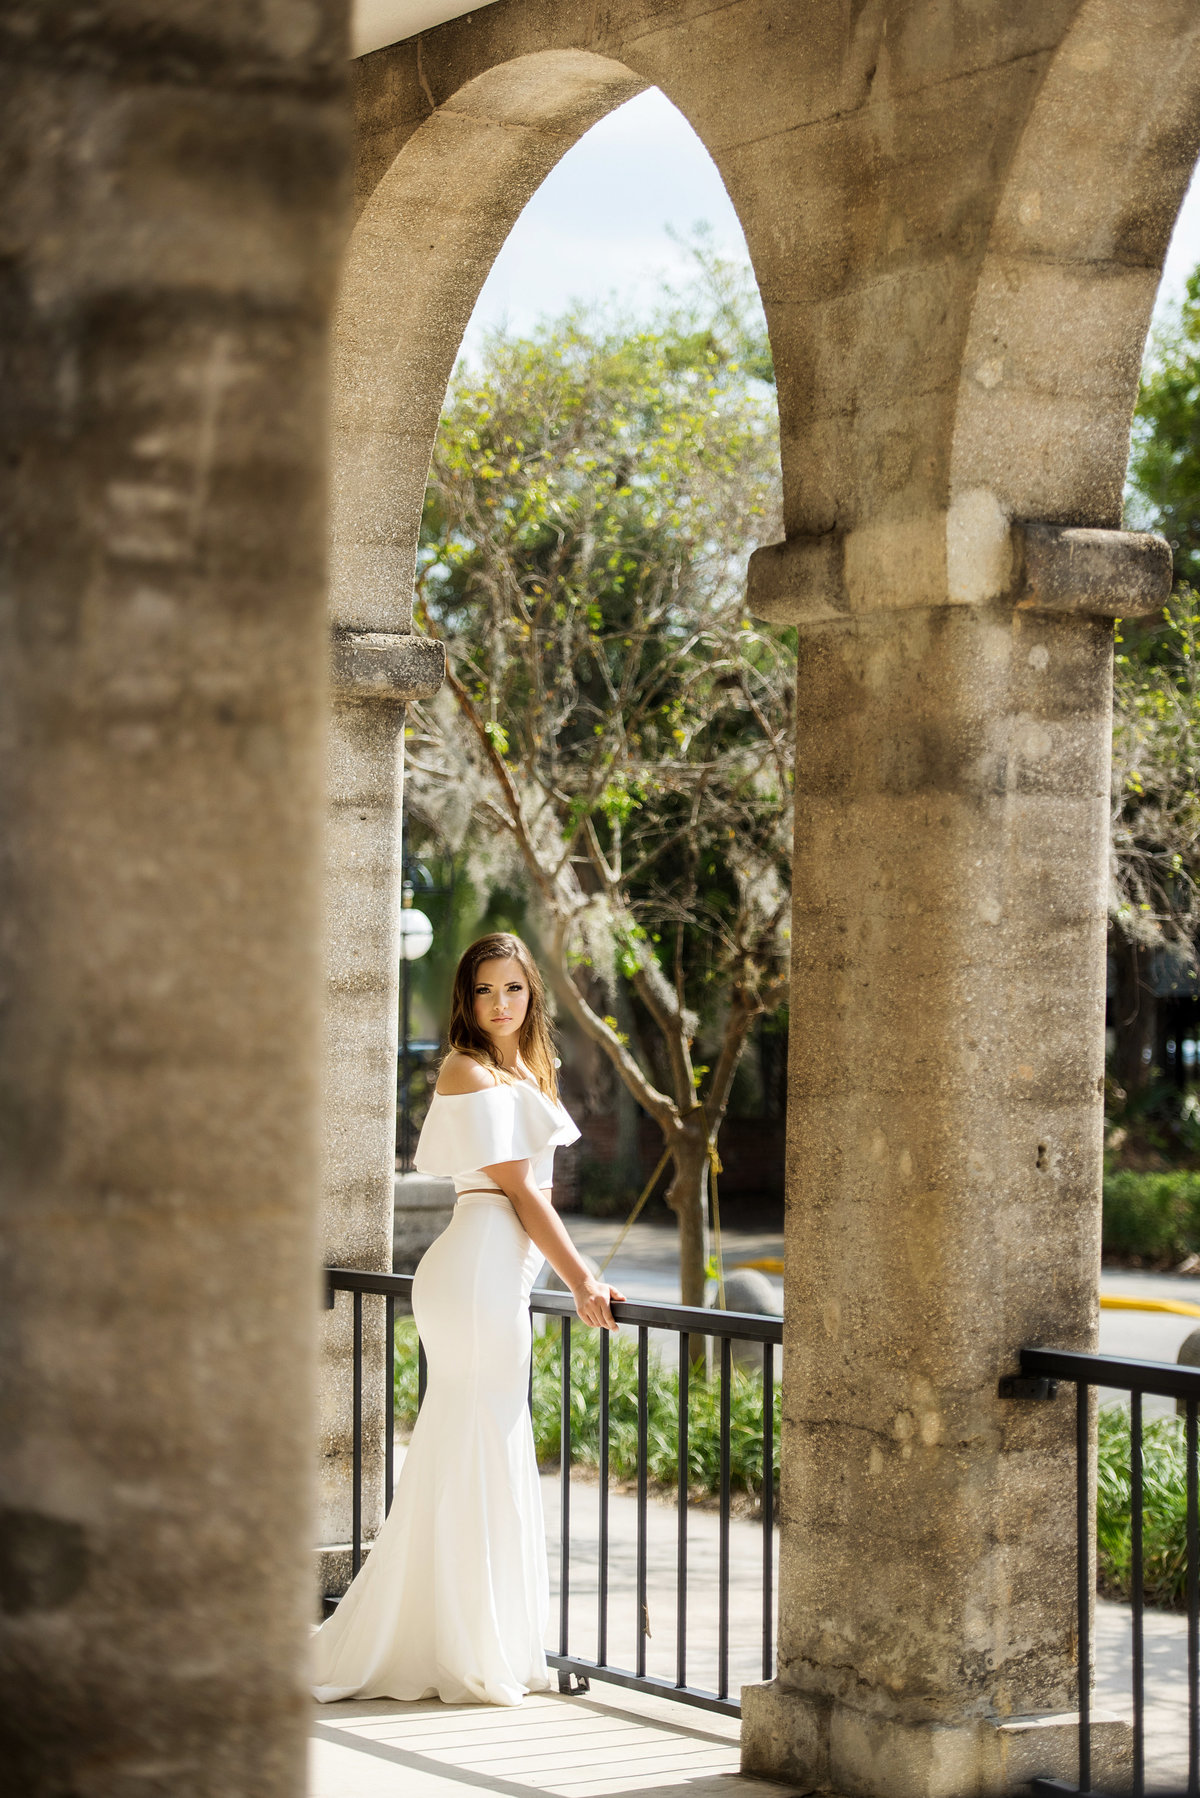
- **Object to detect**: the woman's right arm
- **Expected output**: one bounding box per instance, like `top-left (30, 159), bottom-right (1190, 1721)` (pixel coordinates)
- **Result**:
top-left (480, 1159), bottom-right (625, 1332)
top-left (432, 1055), bottom-right (624, 1330)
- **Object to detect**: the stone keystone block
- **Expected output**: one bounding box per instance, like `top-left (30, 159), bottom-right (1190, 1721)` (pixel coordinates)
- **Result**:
top-left (331, 630), bottom-right (445, 703)
top-left (1016, 524), bottom-right (1173, 618)
top-left (745, 533), bottom-right (846, 625)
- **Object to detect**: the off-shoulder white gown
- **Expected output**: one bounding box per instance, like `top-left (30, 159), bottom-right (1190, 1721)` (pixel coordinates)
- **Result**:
top-left (311, 1075), bottom-right (580, 1707)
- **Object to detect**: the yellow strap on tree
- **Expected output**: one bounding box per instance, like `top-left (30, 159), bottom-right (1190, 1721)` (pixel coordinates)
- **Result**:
top-left (599, 1145), bottom-right (672, 1275)
top-left (708, 1135), bottom-right (726, 1311)
top-left (599, 1105), bottom-right (729, 1309)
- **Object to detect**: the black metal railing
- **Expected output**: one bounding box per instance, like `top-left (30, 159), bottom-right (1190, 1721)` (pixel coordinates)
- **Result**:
top-left (324, 1266), bottom-right (781, 1717)
top-left (1015, 1345), bottom-right (1200, 1798)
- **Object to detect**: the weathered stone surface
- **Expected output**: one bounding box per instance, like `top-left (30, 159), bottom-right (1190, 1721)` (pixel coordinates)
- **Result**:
top-left (1017, 524), bottom-right (1173, 619)
top-left (750, 519), bottom-right (1173, 625)
top-left (331, 630), bottom-right (446, 701)
top-left (746, 534), bottom-right (846, 625)
top-left (8, 0), bottom-right (1200, 1790)
top-left (741, 1684), bottom-right (1133, 1796)
top-left (0, 3), bottom-right (349, 1793)
top-left (394, 1173), bottom-right (456, 1274)
top-left (319, 698), bottom-right (405, 1553)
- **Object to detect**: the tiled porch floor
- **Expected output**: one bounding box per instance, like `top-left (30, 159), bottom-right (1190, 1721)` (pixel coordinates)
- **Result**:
top-left (310, 1682), bottom-right (799, 1798)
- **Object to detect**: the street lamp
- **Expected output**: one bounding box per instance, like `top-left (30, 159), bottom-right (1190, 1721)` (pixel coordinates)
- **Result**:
top-left (398, 883), bottom-right (434, 1170)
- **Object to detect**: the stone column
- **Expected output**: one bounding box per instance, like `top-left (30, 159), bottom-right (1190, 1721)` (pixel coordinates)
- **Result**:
top-left (0, 8), bottom-right (348, 1795)
top-left (318, 632), bottom-right (443, 1590)
top-left (741, 525), bottom-right (1168, 1796)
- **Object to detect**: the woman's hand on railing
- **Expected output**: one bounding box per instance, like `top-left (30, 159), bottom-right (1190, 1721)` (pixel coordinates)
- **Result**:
top-left (571, 1275), bottom-right (626, 1333)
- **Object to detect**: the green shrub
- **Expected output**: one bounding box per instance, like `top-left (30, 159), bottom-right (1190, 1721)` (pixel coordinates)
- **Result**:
top-left (394, 1318), bottom-right (780, 1509)
top-left (1102, 1167), bottom-right (1200, 1261)
top-left (1097, 1403), bottom-right (1193, 1608)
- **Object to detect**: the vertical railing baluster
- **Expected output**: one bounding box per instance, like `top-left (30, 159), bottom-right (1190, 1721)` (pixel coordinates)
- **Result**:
top-left (1076, 1380), bottom-right (1091, 1795)
top-left (352, 1287), bottom-right (363, 1577)
top-left (677, 1330), bottom-right (689, 1690)
top-left (718, 1333), bottom-right (731, 1702)
top-left (560, 1315), bottom-right (572, 1659)
top-left (598, 1326), bottom-right (610, 1668)
top-left (637, 1325), bottom-right (649, 1679)
top-left (1131, 1390), bottom-right (1145, 1798)
top-left (1187, 1396), bottom-right (1199, 1798)
top-left (329, 1274), bottom-right (793, 1712)
top-left (762, 1337), bottom-right (774, 1681)
top-left (385, 1293), bottom-right (395, 1515)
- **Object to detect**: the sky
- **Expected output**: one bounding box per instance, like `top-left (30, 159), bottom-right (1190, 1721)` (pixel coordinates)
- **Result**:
top-left (462, 86), bottom-right (1200, 364)
top-left (460, 90), bottom-right (750, 360)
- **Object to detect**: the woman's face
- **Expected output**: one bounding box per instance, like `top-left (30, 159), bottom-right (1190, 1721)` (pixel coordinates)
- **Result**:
top-left (472, 955), bottom-right (530, 1046)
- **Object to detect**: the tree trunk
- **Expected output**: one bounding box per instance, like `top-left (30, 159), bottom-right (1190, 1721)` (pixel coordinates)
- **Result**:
top-left (1111, 933), bottom-right (1157, 1097)
top-left (665, 1134), bottom-right (710, 1310)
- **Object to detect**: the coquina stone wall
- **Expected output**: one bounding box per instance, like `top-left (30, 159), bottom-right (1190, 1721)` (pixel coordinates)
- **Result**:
top-left (5, 1), bottom-right (1200, 1793)
top-left (0, 3), bottom-right (350, 1793)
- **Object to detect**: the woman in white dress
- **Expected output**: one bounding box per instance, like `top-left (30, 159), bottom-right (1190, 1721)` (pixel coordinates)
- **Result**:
top-left (311, 931), bottom-right (625, 1707)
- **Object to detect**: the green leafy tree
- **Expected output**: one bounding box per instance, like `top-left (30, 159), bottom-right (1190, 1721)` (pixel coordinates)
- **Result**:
top-left (1112, 271), bottom-right (1200, 1098)
top-left (406, 294), bottom-right (790, 1307)
top-left (1108, 596), bottom-right (1200, 1093)
top-left (1128, 269), bottom-right (1200, 588)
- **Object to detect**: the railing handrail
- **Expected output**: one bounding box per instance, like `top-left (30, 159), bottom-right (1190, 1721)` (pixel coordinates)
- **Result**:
top-left (1021, 1343), bottom-right (1200, 1400)
top-left (1019, 1339), bottom-right (1200, 1797)
top-left (324, 1264), bottom-right (784, 1342)
top-left (325, 1258), bottom-right (780, 1715)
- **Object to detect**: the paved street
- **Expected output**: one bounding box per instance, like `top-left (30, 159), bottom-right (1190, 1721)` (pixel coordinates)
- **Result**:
top-left (561, 1214), bottom-right (1200, 1393)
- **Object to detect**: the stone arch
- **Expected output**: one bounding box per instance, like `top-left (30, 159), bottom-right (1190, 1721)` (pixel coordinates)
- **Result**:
top-left (949, 0), bottom-right (1200, 583)
top-left (331, 49), bottom-right (649, 634)
top-left (319, 33), bottom-right (790, 1567)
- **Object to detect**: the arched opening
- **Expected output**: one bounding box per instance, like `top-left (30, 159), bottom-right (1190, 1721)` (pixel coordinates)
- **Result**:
top-left (320, 6), bottom-right (1200, 1789)
top-left (321, 42), bottom-right (789, 1727)
top-left (331, 51), bottom-right (649, 630)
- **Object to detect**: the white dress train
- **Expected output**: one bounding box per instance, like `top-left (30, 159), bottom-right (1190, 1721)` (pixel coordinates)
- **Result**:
top-left (311, 1076), bottom-right (580, 1707)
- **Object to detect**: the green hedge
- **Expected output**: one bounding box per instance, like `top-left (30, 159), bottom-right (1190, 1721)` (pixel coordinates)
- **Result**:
top-left (1097, 1404), bottom-right (1193, 1608)
top-left (1103, 1168), bottom-right (1200, 1261)
top-left (394, 1319), bottom-right (780, 1510)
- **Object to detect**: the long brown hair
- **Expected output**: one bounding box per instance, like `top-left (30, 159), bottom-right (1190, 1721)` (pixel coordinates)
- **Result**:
top-left (445, 932), bottom-right (559, 1100)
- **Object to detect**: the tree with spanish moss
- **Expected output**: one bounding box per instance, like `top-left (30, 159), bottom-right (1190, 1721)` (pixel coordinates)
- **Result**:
top-left (406, 287), bottom-right (790, 1307)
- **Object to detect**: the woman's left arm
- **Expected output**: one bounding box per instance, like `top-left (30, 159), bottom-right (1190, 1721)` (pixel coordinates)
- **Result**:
top-left (480, 1157), bottom-right (626, 1331)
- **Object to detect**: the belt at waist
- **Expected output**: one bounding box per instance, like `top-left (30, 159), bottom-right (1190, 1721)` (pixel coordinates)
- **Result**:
top-left (454, 1189), bottom-right (510, 1209)
top-left (454, 1186), bottom-right (551, 1208)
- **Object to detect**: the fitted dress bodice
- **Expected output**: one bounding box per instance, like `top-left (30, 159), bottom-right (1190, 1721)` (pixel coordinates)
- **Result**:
top-left (414, 1074), bottom-right (579, 1200)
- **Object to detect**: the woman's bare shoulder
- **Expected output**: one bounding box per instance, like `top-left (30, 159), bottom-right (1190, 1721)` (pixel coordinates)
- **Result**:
top-left (434, 1052), bottom-right (499, 1096)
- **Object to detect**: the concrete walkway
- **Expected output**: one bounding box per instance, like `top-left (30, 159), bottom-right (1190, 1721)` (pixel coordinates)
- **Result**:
top-left (310, 1685), bottom-right (774, 1798)
top-left (312, 1460), bottom-right (1191, 1795)
top-left (1095, 1597), bottom-right (1191, 1790)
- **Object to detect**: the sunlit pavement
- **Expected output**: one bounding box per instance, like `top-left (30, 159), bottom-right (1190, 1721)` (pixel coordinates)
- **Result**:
top-left (310, 1682), bottom-right (795, 1798)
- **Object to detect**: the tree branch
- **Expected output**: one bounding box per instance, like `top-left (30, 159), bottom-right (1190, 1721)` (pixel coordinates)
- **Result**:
top-left (543, 915), bottom-right (680, 1133)
top-left (702, 988), bottom-right (763, 1141)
